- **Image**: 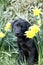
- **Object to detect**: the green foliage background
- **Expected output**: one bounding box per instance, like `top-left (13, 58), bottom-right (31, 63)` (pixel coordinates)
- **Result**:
top-left (0, 0), bottom-right (43, 65)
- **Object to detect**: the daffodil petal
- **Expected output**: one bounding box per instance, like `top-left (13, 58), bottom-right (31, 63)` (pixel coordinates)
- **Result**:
top-left (33, 8), bottom-right (41, 16)
top-left (0, 32), bottom-right (5, 38)
top-left (4, 22), bottom-right (11, 31)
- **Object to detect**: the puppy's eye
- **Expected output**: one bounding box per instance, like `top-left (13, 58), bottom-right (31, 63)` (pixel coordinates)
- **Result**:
top-left (21, 26), bottom-right (23, 28)
top-left (17, 24), bottom-right (20, 26)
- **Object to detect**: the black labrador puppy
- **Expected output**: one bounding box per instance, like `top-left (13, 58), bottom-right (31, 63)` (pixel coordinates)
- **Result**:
top-left (12, 19), bottom-right (38, 65)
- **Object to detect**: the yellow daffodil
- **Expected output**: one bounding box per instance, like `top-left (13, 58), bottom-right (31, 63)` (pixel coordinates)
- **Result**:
top-left (37, 19), bottom-right (41, 26)
top-left (25, 30), bottom-right (35, 38)
top-left (33, 8), bottom-right (41, 16)
top-left (4, 22), bottom-right (11, 31)
top-left (25, 24), bottom-right (40, 38)
top-left (29, 24), bottom-right (40, 33)
top-left (0, 32), bottom-right (5, 38)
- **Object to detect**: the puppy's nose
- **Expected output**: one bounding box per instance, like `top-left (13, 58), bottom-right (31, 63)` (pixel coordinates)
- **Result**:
top-left (16, 32), bottom-right (20, 36)
top-left (16, 33), bottom-right (19, 35)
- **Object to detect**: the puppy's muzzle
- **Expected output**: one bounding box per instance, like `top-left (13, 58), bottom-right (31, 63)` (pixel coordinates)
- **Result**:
top-left (15, 32), bottom-right (24, 37)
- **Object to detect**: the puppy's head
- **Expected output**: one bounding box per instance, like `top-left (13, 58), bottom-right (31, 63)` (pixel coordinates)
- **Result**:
top-left (12, 19), bottom-right (31, 37)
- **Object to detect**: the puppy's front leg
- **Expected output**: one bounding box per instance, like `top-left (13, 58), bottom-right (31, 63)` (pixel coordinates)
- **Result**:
top-left (18, 49), bottom-right (24, 65)
top-left (27, 49), bottom-right (35, 65)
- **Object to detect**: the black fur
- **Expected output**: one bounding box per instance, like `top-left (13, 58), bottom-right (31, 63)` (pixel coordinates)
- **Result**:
top-left (12, 19), bottom-right (38, 65)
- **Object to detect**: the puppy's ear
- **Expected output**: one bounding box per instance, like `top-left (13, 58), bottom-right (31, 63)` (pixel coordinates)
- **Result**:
top-left (11, 20), bottom-right (18, 31)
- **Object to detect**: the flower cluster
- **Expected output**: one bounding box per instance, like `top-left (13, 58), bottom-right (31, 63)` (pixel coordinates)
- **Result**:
top-left (0, 22), bottom-right (11, 38)
top-left (25, 24), bottom-right (40, 38)
top-left (25, 7), bottom-right (41, 38)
